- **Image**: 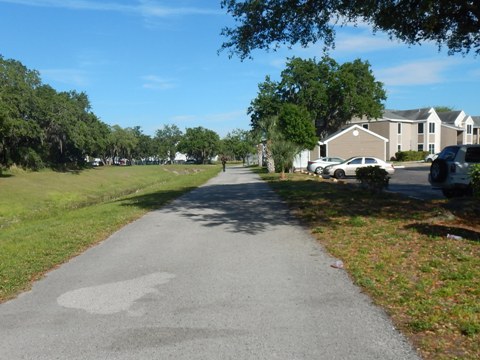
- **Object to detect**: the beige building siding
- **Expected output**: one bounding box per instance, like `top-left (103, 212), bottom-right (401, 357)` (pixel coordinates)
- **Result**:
top-left (325, 127), bottom-right (386, 160)
top-left (399, 122), bottom-right (415, 153)
top-left (364, 122), bottom-right (394, 159)
top-left (441, 127), bottom-right (458, 148)
top-left (457, 132), bottom-right (463, 145)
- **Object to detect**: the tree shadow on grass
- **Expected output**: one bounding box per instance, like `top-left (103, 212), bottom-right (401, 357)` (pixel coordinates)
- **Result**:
top-left (404, 223), bottom-right (480, 242)
top-left (268, 178), bottom-right (435, 222)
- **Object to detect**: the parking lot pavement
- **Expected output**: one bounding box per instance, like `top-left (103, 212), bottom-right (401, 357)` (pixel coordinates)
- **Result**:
top-left (388, 164), bottom-right (443, 200)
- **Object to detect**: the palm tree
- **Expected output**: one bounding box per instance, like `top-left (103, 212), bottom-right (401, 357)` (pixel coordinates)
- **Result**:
top-left (251, 115), bottom-right (278, 173)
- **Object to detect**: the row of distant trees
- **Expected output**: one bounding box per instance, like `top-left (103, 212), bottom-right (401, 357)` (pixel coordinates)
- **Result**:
top-left (0, 56), bottom-right (255, 170)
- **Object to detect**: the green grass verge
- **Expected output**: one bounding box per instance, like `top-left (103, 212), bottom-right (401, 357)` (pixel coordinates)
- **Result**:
top-left (258, 170), bottom-right (479, 360)
top-left (0, 165), bottom-right (220, 301)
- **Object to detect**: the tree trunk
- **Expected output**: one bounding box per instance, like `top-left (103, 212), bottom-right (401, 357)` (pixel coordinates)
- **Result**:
top-left (265, 141), bottom-right (275, 173)
top-left (256, 143), bottom-right (263, 167)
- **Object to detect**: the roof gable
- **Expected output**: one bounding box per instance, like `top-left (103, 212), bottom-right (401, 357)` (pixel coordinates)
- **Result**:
top-left (437, 110), bottom-right (467, 126)
top-left (321, 124), bottom-right (389, 144)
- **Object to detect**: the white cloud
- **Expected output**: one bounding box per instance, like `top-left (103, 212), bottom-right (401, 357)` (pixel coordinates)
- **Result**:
top-left (138, 0), bottom-right (222, 17)
top-left (333, 33), bottom-right (402, 54)
top-left (0, 0), bottom-right (134, 11)
top-left (40, 68), bottom-right (89, 87)
top-left (203, 110), bottom-right (247, 123)
top-left (169, 114), bottom-right (196, 123)
top-left (142, 75), bottom-right (176, 90)
top-left (0, 0), bottom-right (221, 17)
top-left (375, 59), bottom-right (458, 86)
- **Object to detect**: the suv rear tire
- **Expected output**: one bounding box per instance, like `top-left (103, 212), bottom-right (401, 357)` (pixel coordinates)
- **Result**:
top-left (430, 159), bottom-right (448, 182)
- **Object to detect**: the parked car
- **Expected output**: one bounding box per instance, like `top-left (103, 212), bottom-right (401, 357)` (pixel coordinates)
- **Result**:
top-left (425, 153), bottom-right (439, 163)
top-left (91, 158), bottom-right (103, 166)
top-left (322, 156), bottom-right (395, 179)
top-left (307, 157), bottom-right (344, 174)
top-left (428, 144), bottom-right (480, 197)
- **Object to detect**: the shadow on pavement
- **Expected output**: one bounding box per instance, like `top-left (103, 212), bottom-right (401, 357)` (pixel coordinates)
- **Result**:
top-left (168, 182), bottom-right (294, 235)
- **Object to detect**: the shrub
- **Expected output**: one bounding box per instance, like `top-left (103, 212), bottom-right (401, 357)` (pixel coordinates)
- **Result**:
top-left (470, 164), bottom-right (480, 198)
top-left (355, 166), bottom-right (390, 193)
top-left (21, 149), bottom-right (45, 171)
top-left (395, 150), bottom-right (429, 162)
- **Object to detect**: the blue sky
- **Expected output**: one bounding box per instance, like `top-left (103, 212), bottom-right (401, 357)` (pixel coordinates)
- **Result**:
top-left (1, 0), bottom-right (479, 137)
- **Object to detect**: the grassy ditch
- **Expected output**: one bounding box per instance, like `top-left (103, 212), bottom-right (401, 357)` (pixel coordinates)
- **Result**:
top-left (259, 171), bottom-right (479, 360)
top-left (0, 165), bottom-right (220, 301)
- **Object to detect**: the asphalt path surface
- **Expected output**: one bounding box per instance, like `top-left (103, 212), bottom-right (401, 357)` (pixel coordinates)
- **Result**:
top-left (0, 166), bottom-right (420, 360)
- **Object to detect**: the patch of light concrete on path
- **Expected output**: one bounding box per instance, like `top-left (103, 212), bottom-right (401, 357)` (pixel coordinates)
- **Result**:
top-left (57, 272), bottom-right (175, 315)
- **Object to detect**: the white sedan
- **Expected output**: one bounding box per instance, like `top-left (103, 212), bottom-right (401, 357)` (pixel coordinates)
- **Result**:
top-left (307, 157), bottom-right (344, 174)
top-left (322, 156), bottom-right (395, 179)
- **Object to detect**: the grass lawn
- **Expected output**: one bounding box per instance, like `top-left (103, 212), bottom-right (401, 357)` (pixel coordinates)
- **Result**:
top-left (258, 170), bottom-right (479, 360)
top-left (0, 164), bottom-right (220, 301)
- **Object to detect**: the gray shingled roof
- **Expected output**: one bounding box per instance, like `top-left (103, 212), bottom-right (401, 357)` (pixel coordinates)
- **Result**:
top-left (472, 116), bottom-right (480, 127)
top-left (437, 111), bottom-right (462, 125)
top-left (385, 108), bottom-right (432, 120)
top-left (382, 110), bottom-right (409, 120)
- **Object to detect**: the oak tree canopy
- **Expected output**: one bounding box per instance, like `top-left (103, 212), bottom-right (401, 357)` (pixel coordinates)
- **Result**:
top-left (220, 0), bottom-right (480, 59)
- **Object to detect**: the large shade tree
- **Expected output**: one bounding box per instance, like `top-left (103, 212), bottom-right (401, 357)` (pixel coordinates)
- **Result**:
top-left (178, 127), bottom-right (220, 164)
top-left (278, 57), bottom-right (386, 137)
top-left (220, 0), bottom-right (480, 59)
top-left (0, 55), bottom-right (116, 170)
top-left (250, 57), bottom-right (385, 140)
top-left (222, 128), bottom-right (255, 164)
top-left (0, 56), bottom-right (42, 168)
top-left (154, 124), bottom-right (183, 163)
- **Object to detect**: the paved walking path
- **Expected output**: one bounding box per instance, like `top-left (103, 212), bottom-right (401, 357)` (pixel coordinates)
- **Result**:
top-left (0, 166), bottom-right (420, 359)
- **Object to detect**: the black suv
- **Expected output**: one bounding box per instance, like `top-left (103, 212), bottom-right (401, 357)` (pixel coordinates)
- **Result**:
top-left (429, 144), bottom-right (480, 197)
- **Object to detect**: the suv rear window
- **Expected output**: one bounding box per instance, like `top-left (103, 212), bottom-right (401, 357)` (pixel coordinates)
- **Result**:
top-left (465, 147), bottom-right (480, 163)
top-left (438, 146), bottom-right (459, 161)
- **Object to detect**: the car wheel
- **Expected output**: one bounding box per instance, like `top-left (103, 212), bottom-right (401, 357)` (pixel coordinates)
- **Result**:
top-left (314, 166), bottom-right (323, 175)
top-left (334, 169), bottom-right (345, 179)
top-left (426, 158), bottom-right (432, 163)
top-left (430, 159), bottom-right (448, 182)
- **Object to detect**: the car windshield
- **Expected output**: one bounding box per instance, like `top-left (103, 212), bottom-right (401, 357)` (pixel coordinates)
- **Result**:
top-left (439, 146), bottom-right (459, 161)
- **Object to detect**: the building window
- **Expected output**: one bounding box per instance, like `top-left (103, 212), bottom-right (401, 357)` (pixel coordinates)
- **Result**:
top-left (429, 122), bottom-right (435, 133)
top-left (398, 145), bottom-right (401, 152)
top-left (398, 123), bottom-right (402, 134)
top-left (467, 124), bottom-right (472, 134)
top-left (362, 123), bottom-right (369, 130)
top-left (418, 144), bottom-right (424, 151)
top-left (418, 123), bottom-right (424, 134)
top-left (429, 144), bottom-right (435, 154)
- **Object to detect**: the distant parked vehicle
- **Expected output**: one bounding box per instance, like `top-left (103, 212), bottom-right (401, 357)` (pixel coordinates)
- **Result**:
top-left (425, 153), bottom-right (439, 163)
top-left (429, 144), bottom-right (480, 197)
top-left (91, 158), bottom-right (103, 166)
top-left (307, 157), bottom-right (344, 174)
top-left (322, 156), bottom-right (395, 179)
